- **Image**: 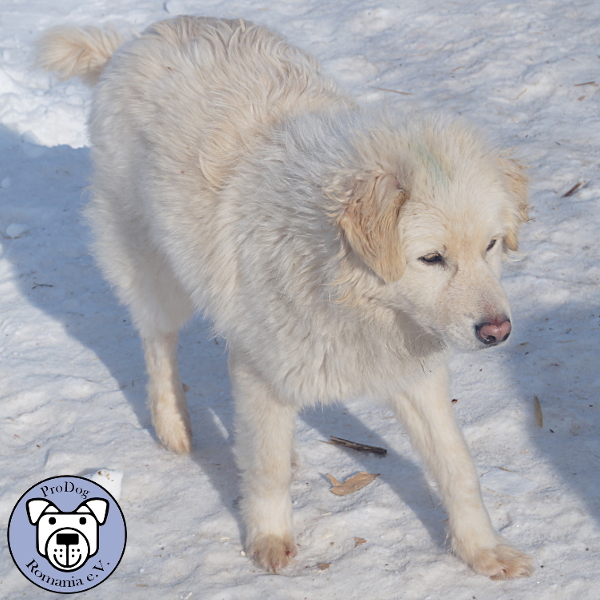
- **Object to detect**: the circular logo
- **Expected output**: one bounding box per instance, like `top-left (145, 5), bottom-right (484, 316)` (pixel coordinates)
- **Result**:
top-left (8, 475), bottom-right (126, 594)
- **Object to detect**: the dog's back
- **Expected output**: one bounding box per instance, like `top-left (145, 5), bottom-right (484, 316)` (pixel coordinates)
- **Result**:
top-left (39, 16), bottom-right (353, 331)
top-left (59, 17), bottom-right (351, 190)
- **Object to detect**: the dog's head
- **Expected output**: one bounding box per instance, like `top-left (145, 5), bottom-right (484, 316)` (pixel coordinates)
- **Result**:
top-left (27, 498), bottom-right (109, 571)
top-left (329, 117), bottom-right (529, 352)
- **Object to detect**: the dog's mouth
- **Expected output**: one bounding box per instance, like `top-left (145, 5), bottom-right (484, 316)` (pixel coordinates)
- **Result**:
top-left (46, 529), bottom-right (90, 571)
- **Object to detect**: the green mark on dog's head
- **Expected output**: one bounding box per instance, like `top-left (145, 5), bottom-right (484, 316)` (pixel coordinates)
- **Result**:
top-left (414, 145), bottom-right (451, 187)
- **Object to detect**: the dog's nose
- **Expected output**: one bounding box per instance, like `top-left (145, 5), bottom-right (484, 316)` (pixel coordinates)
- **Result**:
top-left (475, 319), bottom-right (511, 345)
top-left (56, 533), bottom-right (79, 546)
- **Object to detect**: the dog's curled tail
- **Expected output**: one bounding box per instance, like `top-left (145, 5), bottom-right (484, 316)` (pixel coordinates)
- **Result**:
top-left (36, 26), bottom-right (125, 86)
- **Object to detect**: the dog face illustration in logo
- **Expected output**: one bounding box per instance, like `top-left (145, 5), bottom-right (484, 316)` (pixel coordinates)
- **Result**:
top-left (26, 498), bottom-right (109, 571)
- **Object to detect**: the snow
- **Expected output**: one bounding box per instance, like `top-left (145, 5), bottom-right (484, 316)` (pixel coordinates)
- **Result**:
top-left (4, 223), bottom-right (28, 239)
top-left (85, 469), bottom-right (124, 501)
top-left (1, 0), bottom-right (600, 598)
top-left (480, 469), bottom-right (538, 498)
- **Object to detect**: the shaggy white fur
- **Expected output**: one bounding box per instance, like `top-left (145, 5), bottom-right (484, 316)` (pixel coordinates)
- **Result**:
top-left (38, 16), bottom-right (531, 578)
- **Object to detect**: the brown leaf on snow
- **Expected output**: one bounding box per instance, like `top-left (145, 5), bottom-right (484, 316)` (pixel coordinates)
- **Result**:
top-left (354, 537), bottom-right (367, 547)
top-left (534, 395), bottom-right (543, 428)
top-left (318, 562), bottom-right (331, 570)
top-left (326, 471), bottom-right (380, 496)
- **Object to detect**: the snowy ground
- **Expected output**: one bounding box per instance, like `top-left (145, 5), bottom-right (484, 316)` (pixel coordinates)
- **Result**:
top-left (1, 1), bottom-right (600, 598)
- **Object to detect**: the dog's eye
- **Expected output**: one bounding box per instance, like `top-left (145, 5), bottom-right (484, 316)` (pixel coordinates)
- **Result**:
top-left (79, 517), bottom-right (87, 525)
top-left (419, 253), bottom-right (444, 265)
top-left (49, 517), bottom-right (56, 525)
top-left (486, 239), bottom-right (497, 252)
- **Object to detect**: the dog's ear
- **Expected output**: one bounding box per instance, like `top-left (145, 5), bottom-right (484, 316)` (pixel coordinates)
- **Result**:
top-left (79, 498), bottom-right (109, 524)
top-left (335, 170), bottom-right (408, 283)
top-left (498, 156), bottom-right (529, 251)
top-left (27, 499), bottom-right (57, 525)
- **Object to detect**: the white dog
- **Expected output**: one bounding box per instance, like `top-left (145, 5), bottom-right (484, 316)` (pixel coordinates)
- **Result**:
top-left (38, 16), bottom-right (532, 578)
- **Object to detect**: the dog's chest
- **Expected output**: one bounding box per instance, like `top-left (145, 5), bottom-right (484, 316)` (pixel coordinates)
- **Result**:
top-left (259, 313), bottom-right (438, 405)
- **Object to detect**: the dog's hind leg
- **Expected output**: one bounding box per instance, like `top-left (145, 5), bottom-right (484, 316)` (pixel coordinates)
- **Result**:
top-left (89, 205), bottom-right (196, 453)
top-left (389, 365), bottom-right (533, 579)
top-left (133, 266), bottom-right (195, 454)
top-left (229, 349), bottom-right (298, 573)
top-left (142, 328), bottom-right (193, 454)
top-left (131, 270), bottom-right (194, 453)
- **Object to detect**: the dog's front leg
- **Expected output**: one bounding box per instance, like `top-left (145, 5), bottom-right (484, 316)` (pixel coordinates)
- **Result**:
top-left (389, 364), bottom-right (533, 579)
top-left (229, 350), bottom-right (298, 573)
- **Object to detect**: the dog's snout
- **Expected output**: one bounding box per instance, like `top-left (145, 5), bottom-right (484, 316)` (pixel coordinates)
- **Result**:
top-left (475, 319), bottom-right (511, 345)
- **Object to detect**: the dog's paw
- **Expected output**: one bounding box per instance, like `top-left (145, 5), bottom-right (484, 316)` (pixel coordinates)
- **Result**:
top-left (467, 544), bottom-right (534, 580)
top-left (161, 429), bottom-right (192, 454)
top-left (248, 534), bottom-right (297, 573)
top-left (155, 414), bottom-right (192, 454)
